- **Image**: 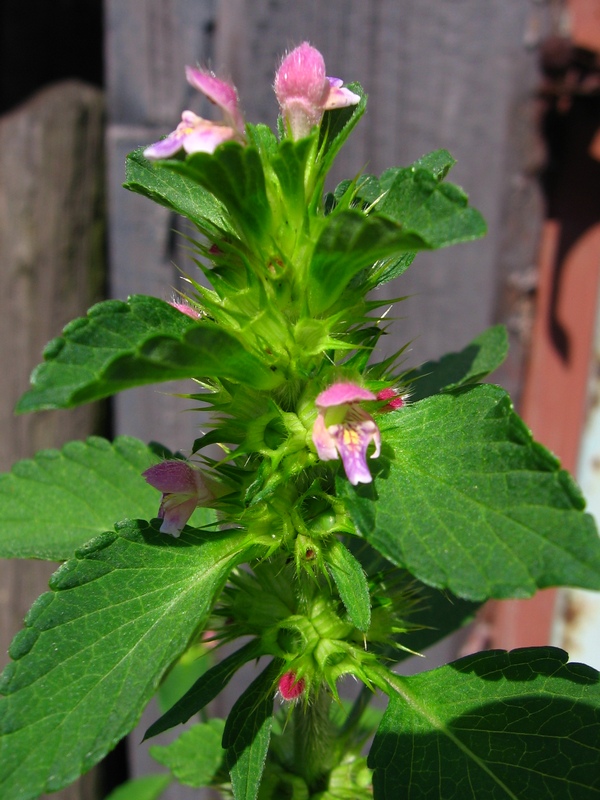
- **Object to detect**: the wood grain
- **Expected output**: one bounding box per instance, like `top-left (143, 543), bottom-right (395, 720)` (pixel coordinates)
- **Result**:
top-left (0, 81), bottom-right (105, 799)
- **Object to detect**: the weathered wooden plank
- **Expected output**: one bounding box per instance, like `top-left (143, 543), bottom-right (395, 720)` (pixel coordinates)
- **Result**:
top-left (0, 80), bottom-right (105, 800)
top-left (105, 0), bottom-right (218, 125)
top-left (106, 0), bottom-right (217, 452)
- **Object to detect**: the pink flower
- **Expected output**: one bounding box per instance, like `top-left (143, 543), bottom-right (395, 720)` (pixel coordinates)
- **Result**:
top-left (274, 42), bottom-right (360, 139)
top-left (143, 460), bottom-right (214, 536)
top-left (377, 387), bottom-right (406, 411)
top-left (312, 382), bottom-right (381, 485)
top-left (185, 67), bottom-right (245, 135)
top-left (278, 671), bottom-right (305, 701)
top-left (144, 68), bottom-right (244, 159)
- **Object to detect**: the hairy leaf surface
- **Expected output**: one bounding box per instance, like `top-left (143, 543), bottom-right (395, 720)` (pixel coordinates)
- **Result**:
top-left (0, 436), bottom-right (202, 561)
top-left (370, 647), bottom-right (600, 799)
top-left (149, 719), bottom-right (225, 788)
top-left (17, 295), bottom-right (282, 412)
top-left (340, 384), bottom-right (600, 600)
top-left (0, 521), bottom-right (257, 800)
top-left (223, 660), bottom-right (279, 800)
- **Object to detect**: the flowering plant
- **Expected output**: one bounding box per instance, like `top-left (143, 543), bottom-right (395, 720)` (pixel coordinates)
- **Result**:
top-left (1, 42), bottom-right (600, 800)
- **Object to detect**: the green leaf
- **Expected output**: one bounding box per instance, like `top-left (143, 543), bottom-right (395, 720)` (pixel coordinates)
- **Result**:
top-left (105, 774), bottom-right (172, 800)
top-left (124, 147), bottom-right (228, 236)
top-left (17, 295), bottom-right (282, 412)
top-left (162, 142), bottom-right (271, 245)
top-left (145, 639), bottom-right (265, 740)
top-left (308, 210), bottom-right (419, 315)
top-left (346, 540), bottom-right (479, 661)
top-left (369, 647), bottom-right (600, 799)
top-left (223, 660), bottom-right (279, 800)
top-left (408, 148), bottom-right (457, 181)
top-left (318, 82), bottom-right (367, 178)
top-left (271, 137), bottom-right (314, 215)
top-left (156, 641), bottom-right (212, 714)
top-left (0, 521), bottom-right (258, 800)
top-left (340, 384), bottom-right (600, 601)
top-left (149, 719), bottom-right (225, 788)
top-left (397, 584), bottom-right (479, 660)
top-left (0, 436), bottom-right (174, 561)
top-left (377, 165), bottom-right (487, 247)
top-left (326, 539), bottom-right (371, 632)
top-left (367, 251), bottom-right (416, 287)
top-left (404, 325), bottom-right (509, 401)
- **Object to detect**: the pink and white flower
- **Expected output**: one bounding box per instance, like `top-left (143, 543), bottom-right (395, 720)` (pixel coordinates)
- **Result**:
top-left (143, 460), bottom-right (214, 536)
top-left (274, 42), bottom-right (360, 139)
top-left (144, 68), bottom-right (244, 159)
top-left (312, 382), bottom-right (381, 485)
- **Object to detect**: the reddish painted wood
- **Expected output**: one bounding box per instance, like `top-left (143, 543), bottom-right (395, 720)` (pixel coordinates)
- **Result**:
top-left (484, 0), bottom-right (600, 651)
top-left (569, 0), bottom-right (600, 52)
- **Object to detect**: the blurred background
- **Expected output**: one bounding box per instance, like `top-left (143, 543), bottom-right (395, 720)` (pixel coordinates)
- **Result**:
top-left (1, 1), bottom-right (600, 797)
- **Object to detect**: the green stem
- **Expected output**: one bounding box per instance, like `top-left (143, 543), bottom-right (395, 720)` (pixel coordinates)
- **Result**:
top-left (292, 685), bottom-right (335, 789)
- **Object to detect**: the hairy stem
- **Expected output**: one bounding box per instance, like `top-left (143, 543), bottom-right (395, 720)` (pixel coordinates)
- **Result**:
top-left (292, 685), bottom-right (336, 788)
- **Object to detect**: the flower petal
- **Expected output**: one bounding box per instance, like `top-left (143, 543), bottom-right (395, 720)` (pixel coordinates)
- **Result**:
top-left (312, 412), bottom-right (339, 461)
top-left (143, 460), bottom-right (199, 494)
top-left (330, 414), bottom-right (380, 485)
top-left (170, 301), bottom-right (201, 320)
top-left (143, 130), bottom-right (189, 160)
top-left (182, 123), bottom-right (237, 154)
top-left (316, 382), bottom-right (376, 408)
top-left (158, 495), bottom-right (198, 537)
top-left (323, 82), bottom-right (361, 110)
top-left (185, 67), bottom-right (245, 134)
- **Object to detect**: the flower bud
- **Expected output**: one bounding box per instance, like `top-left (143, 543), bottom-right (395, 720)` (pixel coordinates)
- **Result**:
top-left (278, 670), bottom-right (306, 701)
top-left (274, 42), bottom-right (359, 139)
top-left (143, 460), bottom-right (215, 536)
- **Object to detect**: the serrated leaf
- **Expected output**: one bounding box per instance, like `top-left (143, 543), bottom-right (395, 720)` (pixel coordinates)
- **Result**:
top-left (223, 660), bottom-right (279, 800)
top-left (0, 436), bottom-right (184, 561)
top-left (340, 384), bottom-right (600, 601)
top-left (105, 774), bottom-right (172, 800)
top-left (17, 295), bottom-right (282, 412)
top-left (368, 251), bottom-right (416, 288)
top-left (145, 639), bottom-right (264, 740)
top-left (369, 647), bottom-right (600, 799)
top-left (162, 143), bottom-right (271, 245)
top-left (308, 210), bottom-right (420, 315)
top-left (404, 325), bottom-right (509, 401)
top-left (149, 719), bottom-right (225, 788)
top-left (124, 147), bottom-right (228, 236)
top-left (378, 165), bottom-right (487, 247)
top-left (409, 148), bottom-right (456, 180)
top-left (271, 137), bottom-right (314, 214)
top-left (347, 540), bottom-right (479, 661)
top-left (0, 521), bottom-right (258, 800)
top-left (326, 539), bottom-right (371, 631)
